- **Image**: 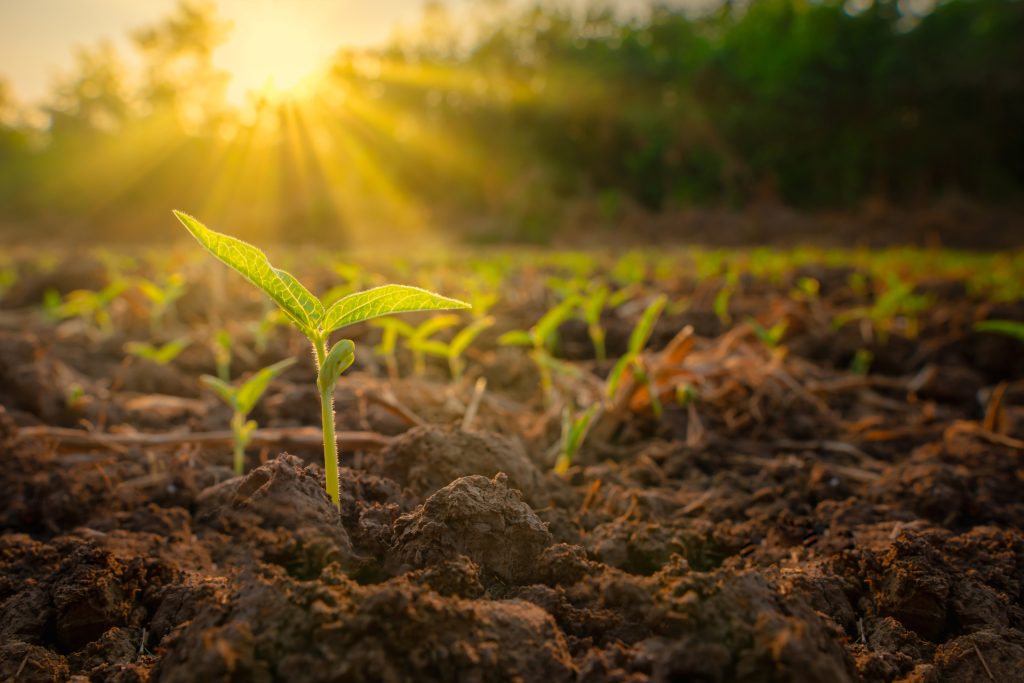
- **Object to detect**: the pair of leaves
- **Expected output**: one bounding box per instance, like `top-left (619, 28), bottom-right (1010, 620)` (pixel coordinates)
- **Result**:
top-left (202, 357), bottom-right (296, 416)
top-left (498, 296), bottom-right (580, 349)
top-left (409, 316), bottom-right (495, 361)
top-left (174, 212), bottom-right (469, 341)
top-left (125, 338), bottom-right (190, 365)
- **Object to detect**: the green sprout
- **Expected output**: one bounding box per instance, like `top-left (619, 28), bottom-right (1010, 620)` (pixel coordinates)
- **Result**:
top-left (175, 211), bottom-right (469, 509)
top-left (833, 274), bottom-right (931, 342)
top-left (713, 283), bottom-right (733, 327)
top-left (201, 358), bottom-right (296, 475)
top-left (849, 348), bottom-right (874, 376)
top-left (136, 273), bottom-right (186, 333)
top-left (973, 319), bottom-right (1024, 342)
top-left (407, 314), bottom-right (461, 375)
top-left (214, 328), bottom-right (233, 381)
top-left (747, 318), bottom-right (788, 348)
top-left (408, 316), bottom-right (495, 381)
top-left (369, 317), bottom-right (415, 380)
top-left (579, 285), bottom-right (609, 361)
top-left (554, 404), bottom-right (600, 475)
top-left (124, 338), bottom-right (190, 365)
top-left (499, 296), bottom-right (579, 402)
top-left (49, 281), bottom-right (130, 336)
top-left (790, 276), bottom-right (820, 301)
top-left (606, 294), bottom-right (667, 418)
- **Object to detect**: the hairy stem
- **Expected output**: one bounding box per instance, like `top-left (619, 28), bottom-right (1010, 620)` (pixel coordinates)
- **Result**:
top-left (313, 337), bottom-right (341, 510)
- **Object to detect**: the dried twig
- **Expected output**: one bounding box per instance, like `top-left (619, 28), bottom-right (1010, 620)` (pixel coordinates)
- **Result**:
top-left (972, 642), bottom-right (995, 682)
top-left (461, 377), bottom-right (487, 431)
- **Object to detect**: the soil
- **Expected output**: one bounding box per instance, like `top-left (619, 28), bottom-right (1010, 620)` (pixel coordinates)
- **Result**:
top-left (1, 253), bottom-right (1023, 683)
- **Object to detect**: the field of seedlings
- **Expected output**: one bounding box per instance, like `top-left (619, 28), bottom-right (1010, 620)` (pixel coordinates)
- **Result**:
top-left (1, 237), bottom-right (1023, 682)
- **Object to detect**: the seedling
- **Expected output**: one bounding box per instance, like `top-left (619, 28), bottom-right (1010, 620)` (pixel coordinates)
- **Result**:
top-left (407, 314), bottom-right (461, 375)
top-left (747, 318), bottom-right (788, 348)
top-left (833, 274), bottom-right (931, 342)
top-left (175, 211), bottom-right (468, 509)
top-left (973, 319), bottom-right (1024, 342)
top-left (849, 348), bottom-right (873, 376)
top-left (790, 276), bottom-right (820, 302)
top-left (554, 404), bottom-right (600, 475)
top-left (124, 338), bottom-right (190, 365)
top-left (579, 285), bottom-right (609, 361)
top-left (499, 296), bottom-right (579, 402)
top-left (136, 274), bottom-right (186, 333)
top-left (409, 316), bottom-right (495, 380)
top-left (713, 283), bottom-right (733, 327)
top-left (369, 317), bottom-right (415, 380)
top-left (213, 328), bottom-right (233, 381)
top-left (49, 281), bottom-right (129, 336)
top-left (201, 358), bottom-right (296, 475)
top-left (606, 294), bottom-right (667, 418)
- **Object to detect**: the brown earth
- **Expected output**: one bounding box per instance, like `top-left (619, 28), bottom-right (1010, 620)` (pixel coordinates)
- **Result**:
top-left (0, 257), bottom-right (1022, 683)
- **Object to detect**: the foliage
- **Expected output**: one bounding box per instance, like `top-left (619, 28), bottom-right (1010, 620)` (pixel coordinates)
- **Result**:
top-left (973, 319), bottom-right (1024, 342)
top-left (554, 404), bottom-right (601, 475)
top-left (409, 316), bottom-right (496, 380)
top-left (2, 0), bottom-right (1022, 241)
top-left (124, 337), bottom-right (190, 365)
top-left (201, 358), bottom-right (296, 475)
top-left (607, 294), bottom-right (668, 418)
top-left (499, 296), bottom-right (579, 401)
top-left (177, 211), bottom-right (468, 508)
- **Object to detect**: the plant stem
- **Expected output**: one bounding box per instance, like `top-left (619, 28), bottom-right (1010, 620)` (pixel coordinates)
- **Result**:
top-left (313, 337), bottom-right (341, 510)
top-left (231, 411), bottom-right (245, 475)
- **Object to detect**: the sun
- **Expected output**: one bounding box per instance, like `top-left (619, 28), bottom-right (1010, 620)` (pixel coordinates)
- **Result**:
top-left (215, 4), bottom-right (334, 104)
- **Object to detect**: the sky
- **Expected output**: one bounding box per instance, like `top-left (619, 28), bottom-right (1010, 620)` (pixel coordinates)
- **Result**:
top-left (0, 0), bottom-right (468, 105)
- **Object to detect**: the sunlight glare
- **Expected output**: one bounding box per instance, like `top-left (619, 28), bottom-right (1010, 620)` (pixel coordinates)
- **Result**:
top-left (216, 5), bottom-right (333, 104)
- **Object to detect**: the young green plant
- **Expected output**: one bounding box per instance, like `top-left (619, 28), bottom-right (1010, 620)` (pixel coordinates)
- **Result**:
top-left (606, 294), bottom-right (668, 418)
top-left (201, 358), bottom-right (296, 475)
top-left (408, 316), bottom-right (495, 380)
top-left (125, 338), bottom-right (190, 365)
top-left (554, 403), bottom-right (601, 475)
top-left (579, 285), bottom-right (609, 361)
top-left (175, 211), bottom-right (468, 509)
top-left (499, 296), bottom-right (579, 403)
top-left (369, 317), bottom-right (415, 380)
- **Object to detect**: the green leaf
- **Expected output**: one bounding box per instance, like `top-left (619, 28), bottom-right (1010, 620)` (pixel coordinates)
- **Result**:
top-left (449, 316), bottom-right (495, 359)
top-left (201, 374), bottom-right (237, 408)
top-left (628, 294), bottom-right (667, 355)
top-left (125, 338), bottom-right (190, 365)
top-left (534, 296), bottom-right (579, 349)
top-left (567, 404), bottom-right (600, 457)
top-left (317, 339), bottom-right (355, 393)
top-left (274, 267), bottom-right (325, 327)
top-left (236, 357), bottom-right (297, 415)
top-left (411, 313), bottom-right (461, 341)
top-left (973, 319), bottom-right (1024, 342)
top-left (407, 338), bottom-right (450, 358)
top-left (173, 211), bottom-right (315, 334)
top-left (606, 352), bottom-right (635, 401)
top-left (581, 286), bottom-right (609, 326)
top-left (498, 330), bottom-right (534, 347)
top-left (322, 285), bottom-right (469, 334)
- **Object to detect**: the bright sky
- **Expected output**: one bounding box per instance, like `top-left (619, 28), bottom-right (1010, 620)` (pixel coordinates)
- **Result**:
top-left (0, 0), bottom-right (465, 105)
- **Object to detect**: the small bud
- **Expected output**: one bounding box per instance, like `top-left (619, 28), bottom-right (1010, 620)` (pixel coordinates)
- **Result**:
top-left (317, 339), bottom-right (355, 394)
